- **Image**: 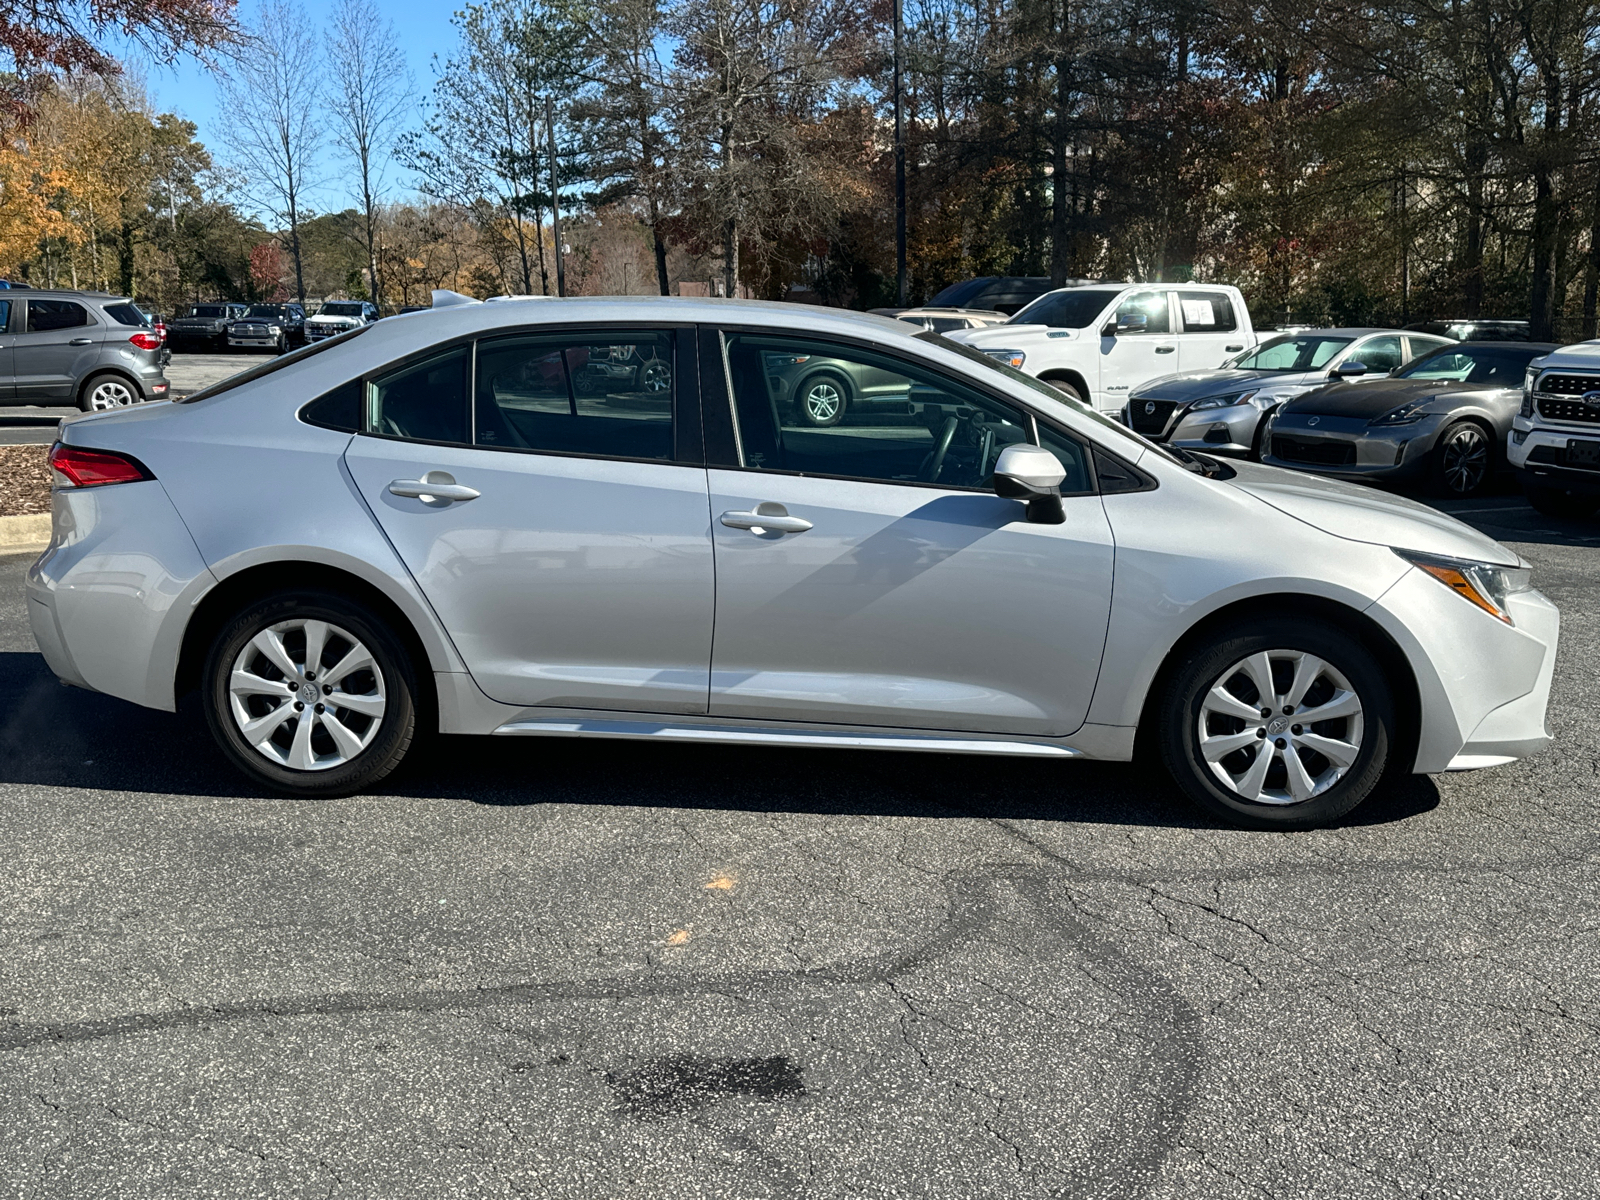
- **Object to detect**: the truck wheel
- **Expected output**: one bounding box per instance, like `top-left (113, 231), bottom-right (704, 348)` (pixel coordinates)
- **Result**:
top-left (1040, 375), bottom-right (1086, 404)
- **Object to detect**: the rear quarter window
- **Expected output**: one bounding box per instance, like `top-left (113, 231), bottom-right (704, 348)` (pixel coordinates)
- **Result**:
top-left (103, 303), bottom-right (148, 327)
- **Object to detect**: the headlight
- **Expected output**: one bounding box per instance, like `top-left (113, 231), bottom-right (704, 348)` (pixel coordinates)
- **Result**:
top-left (1521, 367), bottom-right (1537, 417)
top-left (1190, 390), bottom-right (1258, 411)
top-left (1370, 401), bottom-right (1429, 426)
top-left (983, 349), bottom-right (1026, 369)
top-left (1395, 549), bottom-right (1531, 624)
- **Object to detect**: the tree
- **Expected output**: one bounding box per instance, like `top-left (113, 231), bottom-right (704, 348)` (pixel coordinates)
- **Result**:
top-left (327, 0), bottom-right (413, 312)
top-left (215, 0), bottom-right (322, 301)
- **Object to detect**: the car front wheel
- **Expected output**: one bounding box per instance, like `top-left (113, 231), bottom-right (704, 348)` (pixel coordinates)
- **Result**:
top-left (1157, 618), bottom-right (1394, 829)
top-left (203, 590), bottom-right (416, 796)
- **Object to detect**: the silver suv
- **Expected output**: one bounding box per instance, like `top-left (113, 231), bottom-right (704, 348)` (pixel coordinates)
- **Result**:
top-left (0, 289), bottom-right (171, 410)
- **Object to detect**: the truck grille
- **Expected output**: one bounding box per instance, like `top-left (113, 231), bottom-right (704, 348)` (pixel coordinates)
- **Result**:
top-left (1272, 436), bottom-right (1356, 466)
top-left (1127, 398), bottom-right (1177, 436)
top-left (234, 324), bottom-right (269, 337)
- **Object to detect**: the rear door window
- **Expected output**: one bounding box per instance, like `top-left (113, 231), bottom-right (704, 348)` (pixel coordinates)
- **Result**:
top-left (26, 299), bottom-right (90, 332)
top-left (367, 346), bottom-right (472, 444)
top-left (1177, 292), bottom-right (1237, 332)
top-left (475, 330), bottom-right (674, 461)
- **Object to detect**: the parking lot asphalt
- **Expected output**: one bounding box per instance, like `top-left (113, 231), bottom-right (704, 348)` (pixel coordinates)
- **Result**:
top-left (2, 495), bottom-right (1598, 1198)
top-left (0, 353), bottom-right (254, 445)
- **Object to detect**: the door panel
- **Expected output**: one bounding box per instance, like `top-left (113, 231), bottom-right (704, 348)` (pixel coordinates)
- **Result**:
top-left (13, 299), bottom-right (101, 402)
top-left (707, 473), bottom-right (1114, 736)
top-left (1096, 290), bottom-right (1176, 411)
top-left (347, 437), bottom-right (715, 713)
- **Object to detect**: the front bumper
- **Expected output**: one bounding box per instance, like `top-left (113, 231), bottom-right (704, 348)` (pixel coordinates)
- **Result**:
top-left (1507, 418), bottom-right (1600, 494)
top-left (306, 325), bottom-right (357, 342)
top-left (228, 334), bottom-right (282, 349)
top-left (1261, 413), bottom-right (1444, 481)
top-left (1167, 402), bottom-right (1267, 457)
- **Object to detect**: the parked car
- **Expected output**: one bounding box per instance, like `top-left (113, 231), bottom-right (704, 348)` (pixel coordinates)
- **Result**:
top-left (949, 283), bottom-right (1258, 412)
top-left (306, 300), bottom-right (379, 342)
top-left (1120, 328), bottom-right (1455, 458)
top-left (873, 307), bottom-right (1010, 334)
top-left (925, 276), bottom-right (1056, 315)
top-left (136, 307), bottom-right (168, 347)
top-left (27, 297), bottom-right (1557, 829)
top-left (1262, 341), bottom-right (1559, 496)
top-left (228, 303), bottom-right (308, 353)
top-left (0, 289), bottom-right (170, 410)
top-left (1408, 319), bottom-right (1532, 342)
top-left (169, 302), bottom-right (249, 351)
top-left (397, 305), bottom-right (430, 315)
top-left (1508, 339), bottom-right (1600, 517)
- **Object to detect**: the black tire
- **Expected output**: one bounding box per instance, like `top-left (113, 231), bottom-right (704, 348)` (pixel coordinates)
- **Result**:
top-left (1040, 375), bottom-right (1087, 404)
top-left (1430, 420), bottom-right (1493, 497)
top-left (1248, 409), bottom-right (1272, 462)
top-left (795, 373), bottom-right (849, 426)
top-left (1524, 483), bottom-right (1600, 520)
top-left (202, 589), bottom-right (416, 797)
top-left (1156, 618), bottom-right (1395, 830)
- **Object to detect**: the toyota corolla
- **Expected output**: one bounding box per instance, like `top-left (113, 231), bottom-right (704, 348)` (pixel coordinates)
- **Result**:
top-left (25, 296), bottom-right (1559, 828)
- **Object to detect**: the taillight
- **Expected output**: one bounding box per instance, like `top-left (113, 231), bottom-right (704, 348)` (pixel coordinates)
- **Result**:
top-left (47, 443), bottom-right (154, 488)
top-left (129, 330), bottom-right (162, 351)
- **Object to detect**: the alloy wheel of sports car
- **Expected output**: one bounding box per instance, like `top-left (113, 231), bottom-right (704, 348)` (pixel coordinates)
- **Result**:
top-left (203, 591), bottom-right (416, 796)
top-left (1433, 421), bottom-right (1491, 496)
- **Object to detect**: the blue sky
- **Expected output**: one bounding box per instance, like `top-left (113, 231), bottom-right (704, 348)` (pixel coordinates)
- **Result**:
top-left (130, 0), bottom-right (458, 213)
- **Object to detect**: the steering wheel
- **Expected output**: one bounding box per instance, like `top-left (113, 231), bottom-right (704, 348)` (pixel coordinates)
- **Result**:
top-left (919, 416), bottom-right (959, 483)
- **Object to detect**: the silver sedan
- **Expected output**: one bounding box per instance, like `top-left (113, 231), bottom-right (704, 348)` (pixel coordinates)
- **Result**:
top-left (26, 296), bottom-right (1559, 829)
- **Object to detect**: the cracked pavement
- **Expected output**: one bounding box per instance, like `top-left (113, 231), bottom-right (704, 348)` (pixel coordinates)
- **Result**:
top-left (1, 490), bottom-right (1598, 1198)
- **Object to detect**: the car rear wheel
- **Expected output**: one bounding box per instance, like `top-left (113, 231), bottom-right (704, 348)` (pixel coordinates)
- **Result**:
top-left (203, 590), bottom-right (416, 796)
top-left (1157, 618), bottom-right (1394, 829)
top-left (797, 374), bottom-right (849, 426)
top-left (1524, 484), bottom-right (1600, 519)
top-left (79, 373), bottom-right (138, 412)
top-left (1431, 420), bottom-right (1492, 496)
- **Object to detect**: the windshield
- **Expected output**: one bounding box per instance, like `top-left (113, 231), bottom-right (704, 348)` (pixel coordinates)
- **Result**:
top-left (318, 302), bottom-right (365, 317)
top-left (185, 305), bottom-right (227, 318)
top-left (927, 279), bottom-right (993, 308)
top-left (1226, 334), bottom-right (1353, 371)
top-left (1396, 346), bottom-right (1542, 385)
top-left (1011, 288), bottom-right (1121, 330)
top-left (919, 331), bottom-right (1189, 468)
top-left (245, 305), bottom-right (285, 318)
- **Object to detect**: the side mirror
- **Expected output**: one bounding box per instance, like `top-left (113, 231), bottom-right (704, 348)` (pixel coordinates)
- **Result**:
top-left (1333, 360), bottom-right (1368, 379)
top-left (993, 444), bottom-right (1067, 524)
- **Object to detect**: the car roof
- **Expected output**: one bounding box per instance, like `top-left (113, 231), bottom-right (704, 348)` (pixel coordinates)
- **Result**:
top-left (11, 289), bottom-right (131, 302)
top-left (384, 295), bottom-right (919, 339)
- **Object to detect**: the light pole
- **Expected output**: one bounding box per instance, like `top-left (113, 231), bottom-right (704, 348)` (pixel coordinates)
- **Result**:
top-left (894, 0), bottom-right (907, 307)
top-left (546, 94), bottom-right (566, 298)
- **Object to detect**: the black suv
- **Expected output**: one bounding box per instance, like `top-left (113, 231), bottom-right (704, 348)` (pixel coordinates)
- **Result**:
top-left (227, 303), bottom-right (308, 353)
top-left (170, 302), bottom-right (249, 351)
top-left (0, 290), bottom-right (171, 410)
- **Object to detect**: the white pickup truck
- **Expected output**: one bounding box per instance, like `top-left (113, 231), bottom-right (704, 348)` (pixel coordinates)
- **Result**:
top-left (947, 282), bottom-right (1257, 413)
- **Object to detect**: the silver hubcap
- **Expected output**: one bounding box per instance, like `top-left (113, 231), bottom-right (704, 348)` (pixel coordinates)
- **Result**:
top-left (805, 383), bottom-right (841, 421)
top-left (640, 360), bottom-right (671, 392)
top-left (89, 381), bottom-right (135, 409)
top-left (1441, 427), bottom-right (1488, 492)
top-left (1197, 649), bottom-right (1364, 805)
top-left (228, 618), bottom-right (386, 772)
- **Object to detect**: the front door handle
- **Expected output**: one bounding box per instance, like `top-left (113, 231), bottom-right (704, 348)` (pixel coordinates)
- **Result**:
top-left (388, 471), bottom-right (480, 503)
top-left (720, 502), bottom-right (812, 534)
top-left (1225, 343), bottom-right (1244, 351)
top-left (69, 337), bottom-right (94, 346)
top-left (1154, 345), bottom-right (1176, 354)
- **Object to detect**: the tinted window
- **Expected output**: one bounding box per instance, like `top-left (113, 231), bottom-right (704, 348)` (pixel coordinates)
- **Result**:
top-left (27, 299), bottom-right (89, 332)
top-left (321, 303), bottom-right (365, 317)
top-left (1178, 292), bottom-right (1237, 333)
top-left (0, 300), bottom-right (11, 330)
top-left (103, 303), bottom-right (147, 327)
top-left (245, 305), bottom-right (285, 318)
top-left (367, 346), bottom-right (471, 443)
top-left (475, 331), bottom-right (673, 461)
top-left (1352, 335), bottom-right (1403, 372)
top-left (1013, 288), bottom-right (1121, 329)
top-left (721, 332), bottom-right (1090, 492)
top-left (1114, 291), bottom-right (1171, 334)
top-left (1397, 347), bottom-right (1541, 386)
top-left (1229, 335), bottom-right (1353, 371)
top-left (927, 278), bottom-right (994, 308)
top-left (187, 306), bottom-right (227, 318)
top-left (302, 379), bottom-right (363, 431)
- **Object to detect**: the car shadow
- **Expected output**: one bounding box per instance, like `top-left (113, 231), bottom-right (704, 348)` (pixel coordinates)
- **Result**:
top-left (0, 651), bottom-right (1439, 831)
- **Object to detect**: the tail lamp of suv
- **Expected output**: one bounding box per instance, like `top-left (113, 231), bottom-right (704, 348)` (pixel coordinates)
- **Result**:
top-left (48, 443), bottom-right (154, 489)
top-left (128, 330), bottom-right (163, 351)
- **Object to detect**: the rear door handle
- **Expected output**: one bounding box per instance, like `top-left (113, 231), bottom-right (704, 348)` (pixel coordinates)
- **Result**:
top-left (388, 471), bottom-right (480, 503)
top-left (69, 337), bottom-right (94, 346)
top-left (720, 503), bottom-right (812, 534)
top-left (1225, 344), bottom-right (1244, 351)
top-left (1154, 345), bottom-right (1176, 354)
